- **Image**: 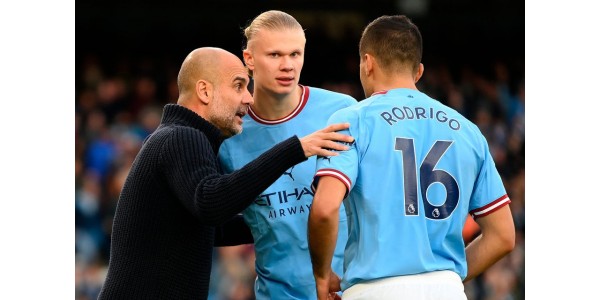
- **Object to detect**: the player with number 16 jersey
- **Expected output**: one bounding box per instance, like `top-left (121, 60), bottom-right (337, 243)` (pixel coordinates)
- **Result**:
top-left (312, 87), bottom-right (511, 290)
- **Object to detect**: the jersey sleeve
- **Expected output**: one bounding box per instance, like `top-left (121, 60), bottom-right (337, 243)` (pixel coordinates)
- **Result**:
top-left (342, 94), bottom-right (358, 108)
top-left (311, 108), bottom-right (359, 196)
top-left (469, 138), bottom-right (511, 219)
top-left (160, 127), bottom-right (306, 225)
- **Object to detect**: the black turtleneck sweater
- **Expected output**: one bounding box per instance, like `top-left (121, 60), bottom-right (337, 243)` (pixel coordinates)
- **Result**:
top-left (98, 104), bottom-right (307, 299)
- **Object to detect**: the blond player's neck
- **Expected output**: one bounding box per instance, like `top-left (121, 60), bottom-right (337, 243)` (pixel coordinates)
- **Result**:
top-left (251, 85), bottom-right (302, 120)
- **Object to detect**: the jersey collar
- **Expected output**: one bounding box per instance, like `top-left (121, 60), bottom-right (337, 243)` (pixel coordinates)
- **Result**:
top-left (249, 85), bottom-right (309, 125)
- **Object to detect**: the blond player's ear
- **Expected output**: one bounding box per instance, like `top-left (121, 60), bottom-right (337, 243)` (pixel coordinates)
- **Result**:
top-left (243, 49), bottom-right (254, 71)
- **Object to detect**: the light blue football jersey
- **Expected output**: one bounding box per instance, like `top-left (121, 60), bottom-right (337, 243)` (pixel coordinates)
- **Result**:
top-left (219, 85), bottom-right (357, 299)
top-left (312, 88), bottom-right (510, 291)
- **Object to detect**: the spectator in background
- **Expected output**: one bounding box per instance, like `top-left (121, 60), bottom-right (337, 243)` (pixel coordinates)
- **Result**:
top-left (218, 10), bottom-right (357, 300)
top-left (308, 15), bottom-right (515, 299)
top-left (97, 47), bottom-right (354, 299)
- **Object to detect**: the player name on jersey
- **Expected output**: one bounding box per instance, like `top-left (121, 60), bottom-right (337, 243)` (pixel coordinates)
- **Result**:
top-left (380, 105), bottom-right (461, 131)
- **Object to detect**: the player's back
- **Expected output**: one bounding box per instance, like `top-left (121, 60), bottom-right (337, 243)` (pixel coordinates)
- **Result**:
top-left (322, 88), bottom-right (508, 290)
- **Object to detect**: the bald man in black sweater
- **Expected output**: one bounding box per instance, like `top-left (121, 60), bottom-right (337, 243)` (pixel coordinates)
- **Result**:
top-left (98, 47), bottom-right (353, 299)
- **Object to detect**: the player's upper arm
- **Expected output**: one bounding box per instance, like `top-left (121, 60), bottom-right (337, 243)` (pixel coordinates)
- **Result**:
top-left (311, 176), bottom-right (347, 218)
top-left (312, 108), bottom-right (360, 194)
top-left (469, 131), bottom-right (509, 214)
top-left (474, 204), bottom-right (515, 250)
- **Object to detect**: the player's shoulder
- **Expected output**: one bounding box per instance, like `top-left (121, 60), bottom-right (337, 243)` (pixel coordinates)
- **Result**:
top-left (306, 86), bottom-right (357, 104)
top-left (148, 123), bottom-right (213, 157)
top-left (421, 93), bottom-right (487, 140)
top-left (156, 123), bottom-right (202, 141)
top-left (432, 96), bottom-right (480, 132)
top-left (334, 93), bottom-right (379, 118)
top-left (328, 101), bottom-right (363, 123)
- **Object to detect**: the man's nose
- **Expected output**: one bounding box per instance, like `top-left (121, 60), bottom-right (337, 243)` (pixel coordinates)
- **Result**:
top-left (244, 90), bottom-right (254, 105)
top-left (280, 56), bottom-right (294, 71)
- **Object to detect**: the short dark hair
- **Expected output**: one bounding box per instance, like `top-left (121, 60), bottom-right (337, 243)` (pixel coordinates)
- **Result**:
top-left (359, 15), bottom-right (423, 74)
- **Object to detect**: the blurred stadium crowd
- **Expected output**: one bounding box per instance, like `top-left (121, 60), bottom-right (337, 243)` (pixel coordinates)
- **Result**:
top-left (76, 4), bottom-right (524, 297)
top-left (75, 50), bottom-right (524, 299)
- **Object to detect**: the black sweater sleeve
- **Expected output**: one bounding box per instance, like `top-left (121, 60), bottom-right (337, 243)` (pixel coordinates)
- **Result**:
top-left (214, 214), bottom-right (253, 246)
top-left (160, 126), bottom-right (306, 225)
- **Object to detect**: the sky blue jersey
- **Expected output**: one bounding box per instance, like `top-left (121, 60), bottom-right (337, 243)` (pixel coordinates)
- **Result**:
top-left (312, 88), bottom-right (510, 291)
top-left (219, 85), bottom-right (357, 300)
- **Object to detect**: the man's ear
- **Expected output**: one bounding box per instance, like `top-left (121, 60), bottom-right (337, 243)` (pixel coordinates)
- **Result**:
top-left (364, 53), bottom-right (374, 77)
top-left (415, 63), bottom-right (424, 83)
top-left (196, 80), bottom-right (212, 105)
top-left (243, 49), bottom-right (254, 72)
